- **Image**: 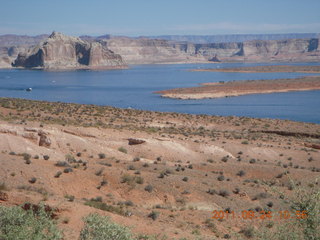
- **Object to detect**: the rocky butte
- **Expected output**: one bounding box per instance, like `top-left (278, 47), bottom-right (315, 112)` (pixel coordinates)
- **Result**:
top-left (12, 32), bottom-right (126, 70)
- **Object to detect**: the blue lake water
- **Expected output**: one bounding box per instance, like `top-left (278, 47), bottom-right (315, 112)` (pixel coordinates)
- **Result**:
top-left (0, 62), bottom-right (320, 123)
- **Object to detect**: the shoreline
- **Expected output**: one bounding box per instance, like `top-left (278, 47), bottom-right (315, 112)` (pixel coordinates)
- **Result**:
top-left (156, 75), bottom-right (320, 100)
top-left (1, 97), bottom-right (319, 126)
top-left (190, 65), bottom-right (320, 73)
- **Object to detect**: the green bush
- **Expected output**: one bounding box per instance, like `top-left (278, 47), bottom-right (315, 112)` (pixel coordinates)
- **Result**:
top-left (255, 181), bottom-right (320, 240)
top-left (0, 204), bottom-right (62, 240)
top-left (80, 213), bottom-right (133, 240)
top-left (118, 147), bottom-right (128, 154)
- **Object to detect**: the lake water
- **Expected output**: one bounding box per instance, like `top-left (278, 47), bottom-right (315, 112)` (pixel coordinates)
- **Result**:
top-left (0, 62), bottom-right (320, 124)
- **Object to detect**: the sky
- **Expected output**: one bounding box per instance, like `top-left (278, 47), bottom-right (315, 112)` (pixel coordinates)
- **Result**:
top-left (1, 0), bottom-right (320, 36)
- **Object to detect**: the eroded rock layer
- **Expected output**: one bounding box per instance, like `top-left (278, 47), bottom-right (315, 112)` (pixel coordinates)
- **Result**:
top-left (12, 32), bottom-right (126, 70)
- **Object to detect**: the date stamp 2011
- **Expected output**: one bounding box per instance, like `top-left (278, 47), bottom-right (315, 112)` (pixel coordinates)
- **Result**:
top-left (212, 210), bottom-right (308, 220)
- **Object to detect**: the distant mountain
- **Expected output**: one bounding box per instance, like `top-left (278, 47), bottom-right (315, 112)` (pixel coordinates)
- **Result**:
top-left (0, 34), bottom-right (49, 47)
top-left (147, 33), bottom-right (320, 43)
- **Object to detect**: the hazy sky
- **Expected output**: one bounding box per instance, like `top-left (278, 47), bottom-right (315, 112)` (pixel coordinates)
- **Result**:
top-left (1, 0), bottom-right (320, 36)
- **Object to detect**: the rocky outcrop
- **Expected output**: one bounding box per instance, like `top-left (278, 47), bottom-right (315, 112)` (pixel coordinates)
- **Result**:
top-left (38, 130), bottom-right (51, 147)
top-left (12, 32), bottom-right (126, 70)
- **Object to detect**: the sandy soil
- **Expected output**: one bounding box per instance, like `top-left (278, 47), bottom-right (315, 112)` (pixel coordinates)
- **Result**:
top-left (0, 98), bottom-right (319, 239)
top-left (156, 76), bottom-right (320, 99)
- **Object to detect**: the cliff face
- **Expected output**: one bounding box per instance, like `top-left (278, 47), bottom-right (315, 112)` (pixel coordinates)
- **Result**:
top-left (190, 38), bottom-right (320, 62)
top-left (148, 33), bottom-right (320, 43)
top-left (104, 37), bottom-right (207, 64)
top-left (104, 37), bottom-right (320, 63)
top-left (12, 32), bottom-right (126, 70)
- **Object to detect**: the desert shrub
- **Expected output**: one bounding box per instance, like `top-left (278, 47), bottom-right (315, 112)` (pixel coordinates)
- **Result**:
top-left (98, 153), bottom-right (106, 159)
top-left (43, 155), bottom-right (50, 160)
top-left (118, 147), bottom-right (127, 154)
top-left (79, 213), bottom-right (132, 240)
top-left (64, 195), bottom-right (75, 202)
top-left (207, 189), bottom-right (217, 195)
top-left (233, 187), bottom-right (240, 194)
top-left (91, 196), bottom-right (103, 202)
top-left (54, 171), bottom-right (62, 178)
top-left (0, 182), bottom-right (8, 191)
top-left (148, 211), bottom-right (160, 221)
top-left (252, 192), bottom-right (270, 200)
top-left (0, 204), bottom-right (62, 240)
top-left (255, 181), bottom-right (320, 240)
top-left (84, 201), bottom-right (125, 216)
top-left (218, 190), bottom-right (230, 197)
top-left (241, 140), bottom-right (249, 145)
top-left (25, 158), bottom-right (31, 164)
top-left (240, 226), bottom-right (255, 238)
top-left (133, 157), bottom-right (140, 162)
top-left (144, 185), bottom-right (153, 193)
top-left (221, 156), bottom-right (229, 162)
top-left (237, 170), bottom-right (246, 177)
top-left (182, 177), bottom-right (188, 182)
top-left (123, 200), bottom-right (134, 207)
top-left (158, 173), bottom-right (165, 178)
top-left (121, 174), bottom-right (135, 184)
top-left (55, 161), bottom-right (70, 167)
top-left (217, 175), bottom-right (225, 181)
top-left (29, 177), bottom-right (37, 184)
top-left (127, 165), bottom-right (136, 171)
top-left (142, 163), bottom-right (149, 168)
top-left (22, 153), bottom-right (31, 161)
top-left (267, 201), bottom-right (273, 208)
top-left (95, 168), bottom-right (104, 176)
top-left (249, 158), bottom-right (256, 164)
top-left (63, 168), bottom-right (73, 173)
top-left (135, 176), bottom-right (144, 184)
top-left (65, 154), bottom-right (76, 163)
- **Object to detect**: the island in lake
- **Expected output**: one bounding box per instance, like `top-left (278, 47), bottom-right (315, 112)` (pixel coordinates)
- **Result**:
top-left (156, 65), bottom-right (320, 99)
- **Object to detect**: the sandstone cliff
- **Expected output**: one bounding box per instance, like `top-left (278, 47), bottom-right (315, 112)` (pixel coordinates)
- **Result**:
top-left (191, 38), bottom-right (320, 62)
top-left (104, 37), bottom-right (207, 64)
top-left (104, 37), bottom-right (320, 64)
top-left (12, 32), bottom-right (126, 70)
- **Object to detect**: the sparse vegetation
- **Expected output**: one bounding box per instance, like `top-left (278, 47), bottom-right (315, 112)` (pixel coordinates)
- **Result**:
top-left (0, 204), bottom-right (62, 240)
top-left (144, 185), bottom-right (153, 193)
top-left (80, 213), bottom-right (132, 240)
top-left (148, 211), bottom-right (160, 221)
top-left (118, 147), bottom-right (127, 154)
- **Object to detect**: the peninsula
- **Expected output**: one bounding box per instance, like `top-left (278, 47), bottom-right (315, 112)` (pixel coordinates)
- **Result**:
top-left (156, 76), bottom-right (320, 99)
